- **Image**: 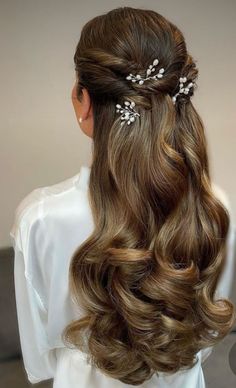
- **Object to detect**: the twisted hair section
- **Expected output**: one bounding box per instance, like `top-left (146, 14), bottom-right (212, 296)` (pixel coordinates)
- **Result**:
top-left (62, 6), bottom-right (235, 385)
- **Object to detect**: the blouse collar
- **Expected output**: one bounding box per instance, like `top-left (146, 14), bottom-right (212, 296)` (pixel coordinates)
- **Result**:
top-left (75, 165), bottom-right (91, 190)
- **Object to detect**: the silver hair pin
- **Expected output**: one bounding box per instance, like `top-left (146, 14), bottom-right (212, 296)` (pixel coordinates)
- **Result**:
top-left (172, 77), bottom-right (195, 104)
top-left (126, 58), bottom-right (165, 85)
top-left (115, 57), bottom-right (195, 126)
top-left (116, 100), bottom-right (140, 125)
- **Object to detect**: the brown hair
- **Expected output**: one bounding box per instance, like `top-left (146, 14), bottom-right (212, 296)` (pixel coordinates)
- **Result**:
top-left (62, 6), bottom-right (235, 385)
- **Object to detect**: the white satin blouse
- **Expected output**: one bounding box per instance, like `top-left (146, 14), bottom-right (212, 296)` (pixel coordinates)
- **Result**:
top-left (10, 164), bottom-right (235, 388)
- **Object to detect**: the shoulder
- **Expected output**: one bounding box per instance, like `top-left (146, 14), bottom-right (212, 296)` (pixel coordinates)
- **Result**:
top-left (211, 182), bottom-right (235, 227)
top-left (10, 165), bottom-right (91, 249)
top-left (10, 187), bottom-right (44, 250)
top-left (211, 182), bottom-right (231, 213)
top-left (211, 182), bottom-right (235, 239)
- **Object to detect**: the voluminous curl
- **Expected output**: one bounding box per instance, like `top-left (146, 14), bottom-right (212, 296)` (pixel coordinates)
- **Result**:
top-left (62, 6), bottom-right (235, 385)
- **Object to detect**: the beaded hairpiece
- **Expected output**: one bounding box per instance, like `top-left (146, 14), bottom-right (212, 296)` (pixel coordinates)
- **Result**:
top-left (116, 57), bottom-right (195, 126)
top-left (172, 77), bottom-right (195, 104)
top-left (116, 100), bottom-right (140, 126)
top-left (126, 58), bottom-right (165, 84)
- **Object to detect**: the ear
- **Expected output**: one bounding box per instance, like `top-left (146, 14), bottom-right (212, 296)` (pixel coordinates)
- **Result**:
top-left (81, 87), bottom-right (93, 120)
top-left (71, 81), bottom-right (94, 138)
top-left (71, 82), bottom-right (81, 120)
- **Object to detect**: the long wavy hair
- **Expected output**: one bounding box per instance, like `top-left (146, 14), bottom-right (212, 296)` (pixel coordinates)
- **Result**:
top-left (62, 6), bottom-right (235, 385)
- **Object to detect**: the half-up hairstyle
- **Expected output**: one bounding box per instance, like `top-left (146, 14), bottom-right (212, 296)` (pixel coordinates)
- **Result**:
top-left (62, 6), bottom-right (235, 385)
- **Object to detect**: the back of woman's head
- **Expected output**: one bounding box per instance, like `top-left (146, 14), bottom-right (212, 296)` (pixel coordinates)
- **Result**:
top-left (62, 6), bottom-right (236, 385)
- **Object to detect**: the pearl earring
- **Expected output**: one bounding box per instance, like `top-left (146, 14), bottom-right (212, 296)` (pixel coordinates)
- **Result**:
top-left (79, 117), bottom-right (83, 123)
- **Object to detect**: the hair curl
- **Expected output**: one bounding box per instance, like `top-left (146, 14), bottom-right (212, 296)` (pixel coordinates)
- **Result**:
top-left (62, 6), bottom-right (236, 385)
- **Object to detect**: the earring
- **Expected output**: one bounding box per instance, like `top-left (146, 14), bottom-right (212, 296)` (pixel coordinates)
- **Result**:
top-left (79, 117), bottom-right (83, 123)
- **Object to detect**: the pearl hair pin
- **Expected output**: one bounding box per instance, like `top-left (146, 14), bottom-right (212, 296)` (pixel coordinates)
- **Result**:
top-left (126, 58), bottom-right (165, 85)
top-left (116, 100), bottom-right (140, 125)
top-left (172, 77), bottom-right (195, 104)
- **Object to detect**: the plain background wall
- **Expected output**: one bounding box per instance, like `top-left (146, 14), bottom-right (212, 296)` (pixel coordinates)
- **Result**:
top-left (1, 0), bottom-right (236, 247)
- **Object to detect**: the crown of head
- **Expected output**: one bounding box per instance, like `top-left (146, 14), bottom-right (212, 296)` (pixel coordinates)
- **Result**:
top-left (116, 57), bottom-right (195, 126)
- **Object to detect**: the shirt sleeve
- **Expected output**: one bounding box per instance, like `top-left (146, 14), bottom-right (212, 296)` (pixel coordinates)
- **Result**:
top-left (200, 186), bottom-right (236, 364)
top-left (10, 189), bottom-right (58, 384)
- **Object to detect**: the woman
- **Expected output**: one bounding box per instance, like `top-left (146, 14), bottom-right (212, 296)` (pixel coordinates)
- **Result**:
top-left (10, 6), bottom-right (236, 388)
